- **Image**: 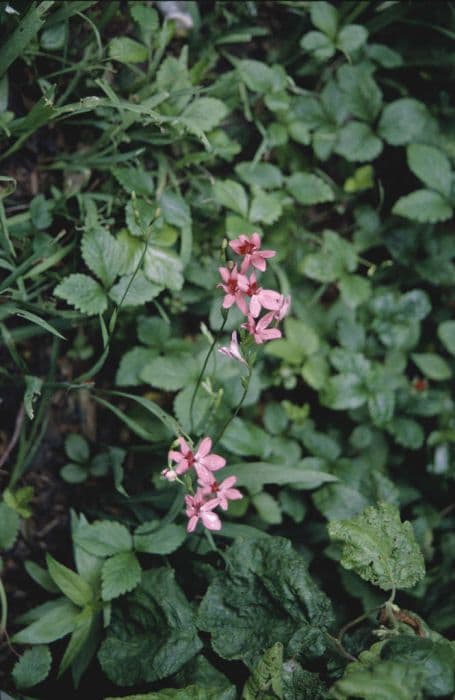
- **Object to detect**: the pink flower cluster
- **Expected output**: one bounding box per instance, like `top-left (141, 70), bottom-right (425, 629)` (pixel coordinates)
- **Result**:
top-left (162, 436), bottom-right (242, 532)
top-left (218, 233), bottom-right (290, 345)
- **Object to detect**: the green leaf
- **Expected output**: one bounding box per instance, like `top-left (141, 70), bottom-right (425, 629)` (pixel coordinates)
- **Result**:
top-left (113, 167), bottom-right (154, 196)
top-left (108, 37), bottom-right (147, 64)
top-left (388, 417), bottom-right (424, 450)
top-left (12, 646), bottom-right (52, 689)
top-left (109, 271), bottom-right (163, 306)
top-left (58, 605), bottom-right (95, 677)
top-left (339, 274), bottom-right (371, 308)
top-left (310, 1), bottom-right (338, 38)
top-left (102, 551), bottom-right (142, 601)
top-left (378, 98), bottom-right (429, 145)
top-left (214, 179), bottom-right (248, 217)
top-left (323, 373), bottom-right (368, 409)
top-left (65, 434), bottom-right (90, 463)
top-left (242, 642), bottom-right (283, 699)
top-left (407, 143), bottom-right (452, 197)
top-left (438, 320), bottom-right (455, 356)
top-left (335, 122), bottom-right (382, 162)
top-left (81, 227), bottom-right (123, 287)
top-left (249, 189), bottom-right (283, 224)
top-left (116, 347), bottom-right (159, 386)
top-left (235, 162), bottom-right (283, 189)
top-left (0, 502), bottom-right (20, 549)
top-left (74, 520), bottom-right (133, 557)
top-left (411, 353), bottom-right (452, 381)
top-left (337, 24), bottom-right (368, 54)
top-left (160, 190), bottom-right (191, 228)
top-left (60, 463), bottom-right (87, 483)
top-left (24, 560), bottom-right (59, 593)
top-left (337, 65), bottom-right (382, 122)
top-left (252, 492), bottom-right (282, 525)
top-left (237, 60), bottom-right (282, 93)
top-left (198, 537), bottom-right (333, 668)
top-left (54, 274), bottom-right (108, 315)
top-left (24, 374), bottom-right (43, 420)
top-left (13, 598), bottom-right (81, 644)
top-left (141, 353), bottom-right (198, 391)
top-left (393, 189), bottom-right (452, 223)
top-left (330, 657), bottom-right (425, 700)
top-left (98, 568), bottom-right (202, 685)
top-left (30, 194), bottom-right (52, 230)
top-left (301, 31), bottom-right (335, 61)
top-left (46, 554), bottom-right (93, 607)
top-left (344, 165), bottom-right (374, 193)
top-left (134, 522), bottom-right (186, 555)
top-left (13, 308), bottom-right (65, 340)
top-left (144, 245), bottom-right (184, 291)
top-left (286, 173), bottom-right (334, 205)
top-left (368, 391), bottom-right (395, 428)
top-left (328, 502), bottom-right (425, 591)
top-left (179, 97), bottom-right (228, 134)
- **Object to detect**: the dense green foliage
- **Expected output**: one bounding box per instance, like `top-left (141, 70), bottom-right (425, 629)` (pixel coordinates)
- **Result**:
top-left (0, 1), bottom-right (454, 698)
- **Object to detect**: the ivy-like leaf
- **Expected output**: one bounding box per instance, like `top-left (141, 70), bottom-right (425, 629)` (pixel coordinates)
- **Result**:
top-left (328, 502), bottom-right (425, 591)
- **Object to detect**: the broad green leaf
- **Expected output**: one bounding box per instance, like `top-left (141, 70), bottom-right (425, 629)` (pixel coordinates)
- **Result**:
top-left (116, 346), bottom-right (158, 386)
top-left (13, 598), bottom-right (80, 644)
top-left (130, 4), bottom-right (159, 46)
top-left (113, 167), bottom-right (154, 196)
top-left (286, 173), bottom-right (334, 205)
top-left (160, 190), bottom-right (191, 228)
top-left (24, 374), bottom-right (42, 419)
top-left (252, 492), bottom-right (282, 525)
top-left (198, 537), bottom-right (333, 668)
top-left (323, 373), bottom-right (368, 409)
top-left (301, 31), bottom-right (335, 61)
top-left (214, 179), bottom-right (248, 217)
top-left (0, 502), bottom-right (20, 549)
top-left (378, 98), bottom-right (429, 145)
top-left (74, 520), bottom-right (133, 557)
top-left (144, 245), bottom-right (184, 291)
top-left (109, 271), bottom-right (162, 306)
top-left (134, 522), bottom-right (186, 555)
top-left (337, 64), bottom-right (382, 122)
top-left (339, 274), bottom-right (371, 308)
top-left (30, 194), bottom-right (52, 229)
top-left (65, 433), bottom-right (90, 463)
top-left (438, 320), bottom-right (455, 356)
top-left (328, 502), bottom-right (425, 591)
top-left (126, 198), bottom-right (154, 238)
top-left (101, 551), bottom-right (142, 601)
top-left (237, 60), bottom-right (282, 93)
top-left (393, 189), bottom-right (452, 223)
top-left (54, 274), bottom-right (108, 315)
top-left (249, 189), bottom-right (283, 224)
top-left (411, 352), bottom-right (452, 381)
top-left (337, 24), bottom-right (368, 54)
top-left (367, 43), bottom-right (403, 68)
top-left (407, 143), bottom-right (452, 197)
top-left (310, 1), bottom-right (338, 38)
top-left (60, 463), bottom-right (87, 483)
top-left (105, 688), bottom-right (234, 700)
top-left (98, 568), bottom-right (202, 685)
top-left (46, 554), bottom-right (93, 607)
top-left (388, 417), bottom-right (424, 450)
top-left (141, 353), bottom-right (198, 391)
top-left (12, 646), bottom-right (52, 689)
top-left (242, 642), bottom-right (283, 699)
top-left (25, 560), bottom-right (59, 593)
top-left (179, 97), bottom-right (228, 134)
top-left (81, 227), bottom-right (123, 287)
top-left (335, 122), bottom-right (382, 162)
top-left (235, 162), bottom-right (283, 189)
top-left (330, 657), bottom-right (425, 700)
top-left (108, 37), bottom-right (147, 64)
top-left (368, 391), bottom-right (395, 427)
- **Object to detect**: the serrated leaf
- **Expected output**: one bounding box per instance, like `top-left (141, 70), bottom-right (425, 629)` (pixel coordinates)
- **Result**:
top-left (438, 320), bottom-right (455, 356)
top-left (214, 179), bottom-right (248, 217)
top-left (198, 537), bottom-right (333, 668)
top-left (46, 554), bottom-right (93, 607)
top-left (393, 189), bottom-right (452, 222)
top-left (407, 143), bottom-right (452, 197)
top-left (388, 417), bottom-right (424, 449)
top-left (378, 98), bottom-right (429, 145)
top-left (339, 274), bottom-right (371, 308)
top-left (337, 64), bottom-right (382, 122)
top-left (328, 502), bottom-right (425, 591)
top-left (134, 522), bottom-right (186, 555)
top-left (109, 37), bottom-right (147, 64)
top-left (74, 520), bottom-right (133, 557)
top-left (102, 551), bottom-right (141, 601)
top-left (411, 352), bottom-right (452, 381)
top-left (54, 274), bottom-right (108, 315)
top-left (249, 189), bottom-right (283, 224)
top-left (235, 161), bottom-right (283, 189)
top-left (109, 270), bottom-right (163, 306)
top-left (113, 167), bottom-right (154, 196)
top-left (286, 173), bottom-right (334, 205)
top-left (237, 60), bottom-right (281, 93)
top-left (336, 122), bottom-right (382, 162)
top-left (144, 245), bottom-right (184, 291)
top-left (13, 598), bottom-right (80, 644)
top-left (0, 502), bottom-right (20, 549)
top-left (98, 568), bottom-right (202, 685)
top-left (81, 227), bottom-right (123, 287)
top-left (179, 97), bottom-right (228, 134)
top-left (243, 642), bottom-right (283, 699)
top-left (12, 646), bottom-right (52, 689)
top-left (141, 353), bottom-right (198, 391)
top-left (330, 657), bottom-right (425, 700)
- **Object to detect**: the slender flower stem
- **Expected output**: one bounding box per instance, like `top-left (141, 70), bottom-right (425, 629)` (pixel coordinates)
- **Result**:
top-left (0, 576), bottom-right (8, 637)
top-left (189, 309), bottom-right (229, 433)
top-left (213, 366), bottom-right (252, 446)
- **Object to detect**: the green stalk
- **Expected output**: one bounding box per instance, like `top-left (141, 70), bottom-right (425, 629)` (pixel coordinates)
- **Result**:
top-left (0, 575), bottom-right (7, 636)
top-left (212, 366), bottom-right (252, 446)
top-left (189, 310), bottom-right (229, 433)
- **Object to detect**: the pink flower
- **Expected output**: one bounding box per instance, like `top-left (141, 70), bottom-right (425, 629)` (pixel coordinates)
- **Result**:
top-left (161, 467), bottom-right (178, 482)
top-left (200, 476), bottom-right (243, 511)
top-left (218, 331), bottom-right (248, 366)
top-left (169, 436), bottom-right (226, 483)
top-left (273, 294), bottom-right (291, 321)
top-left (218, 264), bottom-right (249, 314)
top-left (245, 272), bottom-right (283, 318)
top-left (242, 312), bottom-right (282, 344)
top-left (229, 233), bottom-right (276, 273)
top-left (185, 493), bottom-right (221, 533)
